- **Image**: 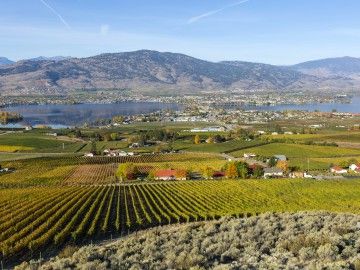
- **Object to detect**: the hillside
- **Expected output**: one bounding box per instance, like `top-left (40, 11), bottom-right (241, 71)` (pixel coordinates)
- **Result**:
top-left (16, 212), bottom-right (360, 269)
top-left (291, 56), bottom-right (360, 79)
top-left (0, 50), bottom-right (358, 95)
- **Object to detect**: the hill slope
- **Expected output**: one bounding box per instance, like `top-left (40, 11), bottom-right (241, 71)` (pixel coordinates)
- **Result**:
top-left (291, 56), bottom-right (360, 78)
top-left (0, 51), bottom-right (358, 95)
top-left (16, 212), bottom-right (360, 270)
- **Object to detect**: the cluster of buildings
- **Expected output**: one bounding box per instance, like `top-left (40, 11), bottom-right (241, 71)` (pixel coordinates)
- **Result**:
top-left (330, 163), bottom-right (360, 175)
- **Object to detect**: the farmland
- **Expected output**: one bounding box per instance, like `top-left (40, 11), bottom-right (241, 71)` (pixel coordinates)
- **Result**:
top-left (3, 179), bottom-right (360, 263)
top-left (1, 125), bottom-right (360, 266)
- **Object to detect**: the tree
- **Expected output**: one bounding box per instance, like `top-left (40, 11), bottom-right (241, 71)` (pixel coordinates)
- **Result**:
top-left (202, 166), bottom-right (215, 179)
top-left (194, 135), bottom-right (201, 145)
top-left (110, 133), bottom-right (119, 141)
top-left (206, 136), bottom-right (214, 144)
top-left (252, 165), bottom-right (264, 178)
top-left (112, 115), bottom-right (124, 124)
top-left (90, 141), bottom-right (97, 155)
top-left (276, 160), bottom-right (288, 172)
top-left (103, 133), bottom-right (112, 142)
top-left (268, 156), bottom-right (277, 167)
top-left (226, 162), bottom-right (239, 179)
top-left (175, 169), bottom-right (189, 180)
top-left (236, 162), bottom-right (249, 179)
top-left (116, 163), bottom-right (139, 181)
top-left (75, 129), bottom-right (82, 138)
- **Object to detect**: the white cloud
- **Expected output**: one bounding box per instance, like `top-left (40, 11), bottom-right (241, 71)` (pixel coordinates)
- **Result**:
top-left (100, 24), bottom-right (110, 36)
top-left (187, 0), bottom-right (250, 24)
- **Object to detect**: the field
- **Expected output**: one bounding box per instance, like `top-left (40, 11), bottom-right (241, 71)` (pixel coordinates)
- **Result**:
top-left (0, 152), bottom-right (224, 187)
top-left (2, 127), bottom-right (360, 267)
top-left (3, 179), bottom-right (360, 262)
top-left (0, 133), bottom-right (85, 153)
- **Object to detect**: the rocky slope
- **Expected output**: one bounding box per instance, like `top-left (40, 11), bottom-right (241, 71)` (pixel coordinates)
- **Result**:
top-left (16, 212), bottom-right (360, 270)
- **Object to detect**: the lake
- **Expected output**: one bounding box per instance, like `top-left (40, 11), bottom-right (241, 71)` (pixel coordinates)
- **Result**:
top-left (0, 102), bottom-right (181, 128)
top-left (245, 96), bottom-right (360, 113)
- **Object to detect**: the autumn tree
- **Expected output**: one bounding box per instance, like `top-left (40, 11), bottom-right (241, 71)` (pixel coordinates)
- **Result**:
top-left (116, 163), bottom-right (139, 181)
top-left (202, 166), bottom-right (215, 179)
top-left (175, 169), bottom-right (189, 180)
top-left (194, 135), bottom-right (201, 145)
top-left (226, 162), bottom-right (239, 179)
top-left (276, 160), bottom-right (288, 172)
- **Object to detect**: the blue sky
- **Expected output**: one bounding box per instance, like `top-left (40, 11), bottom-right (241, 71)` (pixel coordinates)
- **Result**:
top-left (1, 0), bottom-right (360, 64)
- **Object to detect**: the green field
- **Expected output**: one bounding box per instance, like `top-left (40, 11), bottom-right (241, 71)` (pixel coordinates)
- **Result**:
top-left (231, 143), bottom-right (360, 158)
top-left (0, 133), bottom-right (85, 153)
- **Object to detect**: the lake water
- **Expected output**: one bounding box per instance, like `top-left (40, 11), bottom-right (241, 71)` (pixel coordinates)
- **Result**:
top-left (0, 102), bottom-right (180, 127)
top-left (245, 96), bottom-right (360, 113)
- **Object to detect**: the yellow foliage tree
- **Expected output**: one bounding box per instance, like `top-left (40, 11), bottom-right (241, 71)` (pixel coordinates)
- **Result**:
top-left (276, 160), bottom-right (288, 172)
top-left (226, 162), bottom-right (239, 179)
top-left (194, 135), bottom-right (201, 145)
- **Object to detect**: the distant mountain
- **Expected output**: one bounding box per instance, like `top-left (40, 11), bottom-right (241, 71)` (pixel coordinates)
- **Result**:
top-left (28, 56), bottom-right (72, 62)
top-left (0, 51), bottom-right (358, 95)
top-left (291, 56), bottom-right (360, 78)
top-left (0, 57), bottom-right (14, 66)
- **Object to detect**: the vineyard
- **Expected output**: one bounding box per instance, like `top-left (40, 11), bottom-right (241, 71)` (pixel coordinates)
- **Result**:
top-left (0, 152), bottom-right (223, 187)
top-left (2, 179), bottom-right (360, 262)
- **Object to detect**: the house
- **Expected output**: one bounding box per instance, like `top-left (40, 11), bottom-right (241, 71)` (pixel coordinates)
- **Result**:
top-left (129, 143), bottom-right (140, 148)
top-left (330, 166), bottom-right (348, 174)
top-left (212, 171), bottom-right (226, 179)
top-left (104, 149), bottom-right (129, 157)
top-left (84, 153), bottom-right (94, 157)
top-left (243, 153), bottom-right (257, 159)
top-left (274, 155), bottom-right (287, 161)
top-left (289, 171), bottom-right (304, 178)
top-left (304, 172), bottom-right (314, 179)
top-left (263, 168), bottom-right (284, 178)
top-left (154, 169), bottom-right (187, 181)
top-left (349, 164), bottom-right (360, 172)
top-left (284, 131), bottom-right (294, 135)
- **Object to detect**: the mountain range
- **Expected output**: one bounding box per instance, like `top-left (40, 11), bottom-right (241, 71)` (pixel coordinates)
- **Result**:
top-left (0, 50), bottom-right (359, 95)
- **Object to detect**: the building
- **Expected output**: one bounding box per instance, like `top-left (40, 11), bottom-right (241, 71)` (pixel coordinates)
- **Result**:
top-left (84, 153), bottom-right (94, 157)
top-left (154, 169), bottom-right (187, 181)
top-left (274, 155), bottom-right (287, 162)
top-left (244, 153), bottom-right (257, 159)
top-left (330, 166), bottom-right (347, 174)
top-left (349, 164), bottom-right (360, 172)
top-left (289, 171), bottom-right (304, 178)
top-left (263, 168), bottom-right (284, 178)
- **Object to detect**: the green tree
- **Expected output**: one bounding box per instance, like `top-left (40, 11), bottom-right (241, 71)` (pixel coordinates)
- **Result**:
top-left (90, 141), bottom-right (97, 155)
top-left (252, 165), bottom-right (264, 178)
top-left (236, 162), bottom-right (249, 179)
top-left (110, 133), bottom-right (118, 141)
top-left (268, 156), bottom-right (277, 167)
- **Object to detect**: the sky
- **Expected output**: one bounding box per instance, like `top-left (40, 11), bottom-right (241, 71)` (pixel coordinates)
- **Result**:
top-left (1, 0), bottom-right (360, 65)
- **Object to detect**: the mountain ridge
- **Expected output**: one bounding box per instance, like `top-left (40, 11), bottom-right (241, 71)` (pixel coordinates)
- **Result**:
top-left (0, 50), bottom-right (359, 95)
